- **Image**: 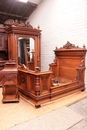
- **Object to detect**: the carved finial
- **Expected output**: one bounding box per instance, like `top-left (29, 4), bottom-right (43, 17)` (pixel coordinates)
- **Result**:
top-left (14, 19), bottom-right (19, 26)
top-left (35, 67), bottom-right (40, 73)
top-left (37, 25), bottom-right (40, 29)
top-left (55, 47), bottom-right (58, 50)
top-left (83, 44), bottom-right (86, 49)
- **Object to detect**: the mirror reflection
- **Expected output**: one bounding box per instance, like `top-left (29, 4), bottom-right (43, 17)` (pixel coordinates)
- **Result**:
top-left (18, 37), bottom-right (34, 66)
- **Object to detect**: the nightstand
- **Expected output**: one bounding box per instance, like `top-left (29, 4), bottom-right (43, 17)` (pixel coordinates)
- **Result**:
top-left (1, 60), bottom-right (20, 103)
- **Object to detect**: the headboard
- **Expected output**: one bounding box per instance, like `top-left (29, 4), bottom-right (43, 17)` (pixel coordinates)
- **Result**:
top-left (49, 41), bottom-right (86, 82)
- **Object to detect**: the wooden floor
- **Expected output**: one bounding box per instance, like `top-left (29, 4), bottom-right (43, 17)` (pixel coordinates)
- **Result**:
top-left (0, 88), bottom-right (87, 130)
top-left (7, 97), bottom-right (87, 130)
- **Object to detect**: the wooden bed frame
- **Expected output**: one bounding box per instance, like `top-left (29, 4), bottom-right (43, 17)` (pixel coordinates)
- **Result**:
top-left (49, 41), bottom-right (86, 101)
top-left (18, 42), bottom-right (86, 107)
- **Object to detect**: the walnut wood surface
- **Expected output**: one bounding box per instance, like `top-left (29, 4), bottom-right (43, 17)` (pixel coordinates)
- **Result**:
top-left (1, 60), bottom-right (20, 103)
top-left (0, 20), bottom-right (86, 107)
top-left (18, 42), bottom-right (86, 107)
top-left (5, 19), bottom-right (41, 70)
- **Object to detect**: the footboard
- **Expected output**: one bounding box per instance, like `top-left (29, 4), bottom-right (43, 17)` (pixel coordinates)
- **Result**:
top-left (18, 66), bottom-right (52, 107)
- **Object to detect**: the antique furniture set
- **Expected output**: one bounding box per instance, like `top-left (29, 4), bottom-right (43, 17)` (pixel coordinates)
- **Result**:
top-left (0, 19), bottom-right (86, 107)
top-left (0, 19), bottom-right (41, 103)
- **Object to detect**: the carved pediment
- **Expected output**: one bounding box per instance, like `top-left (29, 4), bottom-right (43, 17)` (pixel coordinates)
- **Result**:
top-left (55, 41), bottom-right (86, 50)
top-left (4, 19), bottom-right (33, 29)
top-left (63, 41), bottom-right (76, 49)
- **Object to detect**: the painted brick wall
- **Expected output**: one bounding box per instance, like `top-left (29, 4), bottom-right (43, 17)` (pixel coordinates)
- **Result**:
top-left (27, 0), bottom-right (87, 89)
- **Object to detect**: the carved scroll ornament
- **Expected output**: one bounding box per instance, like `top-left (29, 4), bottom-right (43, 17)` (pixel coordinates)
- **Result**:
top-left (55, 41), bottom-right (86, 50)
top-left (4, 19), bottom-right (33, 28)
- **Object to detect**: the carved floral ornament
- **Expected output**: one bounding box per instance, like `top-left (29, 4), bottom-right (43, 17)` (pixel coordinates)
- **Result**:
top-left (3, 19), bottom-right (40, 29)
top-left (55, 41), bottom-right (86, 50)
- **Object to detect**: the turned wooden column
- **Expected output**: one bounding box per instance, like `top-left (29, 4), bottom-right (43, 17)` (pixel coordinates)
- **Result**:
top-left (35, 75), bottom-right (40, 96)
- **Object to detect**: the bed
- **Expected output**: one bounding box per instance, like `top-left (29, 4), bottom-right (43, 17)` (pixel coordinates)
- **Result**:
top-left (18, 41), bottom-right (86, 107)
top-left (49, 41), bottom-right (86, 100)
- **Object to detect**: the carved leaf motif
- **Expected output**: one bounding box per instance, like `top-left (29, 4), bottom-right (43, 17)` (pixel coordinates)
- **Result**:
top-left (4, 19), bottom-right (33, 28)
top-left (55, 41), bottom-right (86, 50)
top-left (4, 19), bottom-right (14, 26)
top-left (63, 41), bottom-right (76, 49)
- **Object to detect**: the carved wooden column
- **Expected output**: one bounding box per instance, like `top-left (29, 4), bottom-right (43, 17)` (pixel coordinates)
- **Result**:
top-left (35, 76), bottom-right (40, 96)
top-left (34, 67), bottom-right (40, 108)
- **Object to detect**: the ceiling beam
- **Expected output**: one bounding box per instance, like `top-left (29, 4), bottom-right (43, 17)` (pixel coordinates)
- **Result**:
top-left (0, 11), bottom-right (28, 20)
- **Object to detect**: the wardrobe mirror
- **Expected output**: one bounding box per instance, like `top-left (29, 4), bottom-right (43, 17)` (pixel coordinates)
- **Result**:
top-left (18, 37), bottom-right (34, 67)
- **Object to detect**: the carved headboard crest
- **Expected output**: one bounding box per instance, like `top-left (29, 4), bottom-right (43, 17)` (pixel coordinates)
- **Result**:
top-left (55, 41), bottom-right (86, 50)
top-left (63, 41), bottom-right (76, 49)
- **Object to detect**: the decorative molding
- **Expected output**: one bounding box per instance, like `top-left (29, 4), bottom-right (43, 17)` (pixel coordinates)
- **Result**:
top-left (4, 19), bottom-right (33, 29)
top-left (63, 41), bottom-right (76, 49)
top-left (55, 41), bottom-right (86, 50)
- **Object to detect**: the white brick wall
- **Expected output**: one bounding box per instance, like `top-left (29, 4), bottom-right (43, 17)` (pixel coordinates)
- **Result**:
top-left (27, 0), bottom-right (87, 90)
